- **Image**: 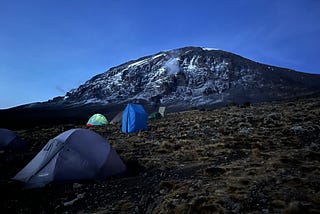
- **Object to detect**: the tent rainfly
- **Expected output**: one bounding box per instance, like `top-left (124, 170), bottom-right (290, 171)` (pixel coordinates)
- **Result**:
top-left (148, 112), bottom-right (163, 120)
top-left (122, 104), bottom-right (147, 133)
top-left (0, 128), bottom-right (28, 150)
top-left (158, 106), bottom-right (166, 117)
top-left (13, 128), bottom-right (126, 188)
top-left (110, 111), bottom-right (123, 125)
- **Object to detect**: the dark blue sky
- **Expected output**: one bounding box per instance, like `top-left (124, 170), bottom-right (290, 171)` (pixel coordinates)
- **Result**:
top-left (1, 0), bottom-right (320, 109)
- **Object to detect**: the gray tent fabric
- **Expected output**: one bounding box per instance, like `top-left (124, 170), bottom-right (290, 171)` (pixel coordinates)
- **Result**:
top-left (110, 111), bottom-right (123, 124)
top-left (13, 128), bottom-right (126, 188)
top-left (0, 128), bottom-right (27, 150)
top-left (158, 106), bottom-right (166, 117)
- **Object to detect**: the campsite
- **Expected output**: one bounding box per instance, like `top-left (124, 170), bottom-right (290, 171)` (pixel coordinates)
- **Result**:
top-left (0, 94), bottom-right (319, 213)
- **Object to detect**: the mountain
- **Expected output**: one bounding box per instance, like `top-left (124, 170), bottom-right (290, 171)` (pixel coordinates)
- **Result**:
top-left (1, 46), bottom-right (320, 128)
top-left (56, 46), bottom-right (320, 109)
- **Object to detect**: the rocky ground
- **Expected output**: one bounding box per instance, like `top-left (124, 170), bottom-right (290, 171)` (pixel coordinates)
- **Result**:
top-left (0, 94), bottom-right (320, 213)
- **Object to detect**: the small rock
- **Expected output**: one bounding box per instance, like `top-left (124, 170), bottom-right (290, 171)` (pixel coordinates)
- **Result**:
top-left (73, 183), bottom-right (83, 189)
top-left (271, 199), bottom-right (286, 208)
top-left (238, 127), bottom-right (252, 135)
top-left (290, 125), bottom-right (304, 135)
top-left (267, 113), bottom-right (282, 120)
top-left (282, 201), bottom-right (304, 214)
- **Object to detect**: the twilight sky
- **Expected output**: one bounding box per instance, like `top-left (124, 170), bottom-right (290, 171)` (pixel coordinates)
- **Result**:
top-left (1, 0), bottom-right (319, 109)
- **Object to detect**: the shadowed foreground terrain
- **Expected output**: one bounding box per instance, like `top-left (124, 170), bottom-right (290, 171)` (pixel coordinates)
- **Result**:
top-left (0, 94), bottom-right (320, 213)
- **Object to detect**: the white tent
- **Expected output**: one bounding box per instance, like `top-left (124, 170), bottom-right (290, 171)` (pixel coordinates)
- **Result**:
top-left (13, 128), bottom-right (126, 188)
top-left (158, 106), bottom-right (166, 117)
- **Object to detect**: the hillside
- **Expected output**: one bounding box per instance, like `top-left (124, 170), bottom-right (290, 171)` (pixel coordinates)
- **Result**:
top-left (62, 46), bottom-right (320, 109)
top-left (2, 46), bottom-right (320, 129)
top-left (0, 93), bottom-right (319, 213)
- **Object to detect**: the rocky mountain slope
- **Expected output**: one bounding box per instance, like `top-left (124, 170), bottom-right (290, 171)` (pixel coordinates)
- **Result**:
top-left (1, 93), bottom-right (319, 213)
top-left (59, 46), bottom-right (320, 110)
top-left (1, 46), bottom-right (320, 128)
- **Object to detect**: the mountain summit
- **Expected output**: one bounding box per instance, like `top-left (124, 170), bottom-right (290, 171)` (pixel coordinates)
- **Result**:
top-left (59, 46), bottom-right (320, 110)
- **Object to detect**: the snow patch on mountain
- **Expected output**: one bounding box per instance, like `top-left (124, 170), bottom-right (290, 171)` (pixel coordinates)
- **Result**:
top-left (164, 58), bottom-right (180, 75)
top-left (128, 58), bottom-right (149, 68)
top-left (152, 53), bottom-right (166, 59)
top-left (202, 47), bottom-right (219, 51)
top-left (84, 98), bottom-right (107, 104)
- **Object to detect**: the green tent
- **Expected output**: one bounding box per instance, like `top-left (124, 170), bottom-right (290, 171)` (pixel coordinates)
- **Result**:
top-left (86, 113), bottom-right (109, 126)
top-left (148, 112), bottom-right (163, 120)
